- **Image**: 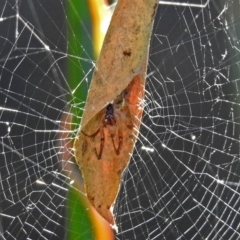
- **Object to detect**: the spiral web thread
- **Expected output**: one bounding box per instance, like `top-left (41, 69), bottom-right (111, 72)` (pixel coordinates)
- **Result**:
top-left (0, 0), bottom-right (240, 239)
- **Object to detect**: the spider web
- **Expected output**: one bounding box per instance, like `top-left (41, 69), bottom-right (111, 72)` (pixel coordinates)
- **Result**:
top-left (1, 0), bottom-right (240, 239)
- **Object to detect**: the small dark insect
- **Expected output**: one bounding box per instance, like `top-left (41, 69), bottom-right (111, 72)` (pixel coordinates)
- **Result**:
top-left (81, 103), bottom-right (123, 160)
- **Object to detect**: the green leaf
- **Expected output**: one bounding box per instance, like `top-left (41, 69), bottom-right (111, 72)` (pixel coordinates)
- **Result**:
top-left (66, 1), bottom-right (95, 239)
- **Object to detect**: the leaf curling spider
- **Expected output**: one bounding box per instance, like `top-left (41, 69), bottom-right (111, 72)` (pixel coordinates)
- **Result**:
top-left (81, 103), bottom-right (123, 160)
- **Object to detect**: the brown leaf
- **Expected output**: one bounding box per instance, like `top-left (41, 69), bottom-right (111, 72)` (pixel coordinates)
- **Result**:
top-left (74, 0), bottom-right (158, 226)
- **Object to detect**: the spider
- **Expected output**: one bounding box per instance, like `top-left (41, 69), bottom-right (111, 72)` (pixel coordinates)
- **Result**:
top-left (81, 103), bottom-right (123, 160)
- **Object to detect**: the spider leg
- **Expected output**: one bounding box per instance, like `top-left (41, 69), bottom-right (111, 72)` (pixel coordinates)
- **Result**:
top-left (81, 128), bottom-right (104, 159)
top-left (111, 129), bottom-right (123, 155)
top-left (81, 128), bottom-right (100, 138)
top-left (95, 127), bottom-right (105, 160)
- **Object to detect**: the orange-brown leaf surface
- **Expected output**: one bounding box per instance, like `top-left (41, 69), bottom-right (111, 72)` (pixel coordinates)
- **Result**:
top-left (74, 0), bottom-right (158, 226)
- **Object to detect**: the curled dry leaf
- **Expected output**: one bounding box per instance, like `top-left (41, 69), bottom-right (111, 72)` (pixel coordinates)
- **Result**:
top-left (74, 0), bottom-right (158, 226)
